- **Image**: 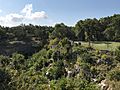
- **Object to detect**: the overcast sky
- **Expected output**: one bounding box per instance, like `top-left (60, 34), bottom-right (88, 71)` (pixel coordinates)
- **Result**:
top-left (0, 0), bottom-right (120, 27)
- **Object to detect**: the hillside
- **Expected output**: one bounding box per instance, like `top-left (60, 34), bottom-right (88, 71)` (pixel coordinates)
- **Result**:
top-left (0, 14), bottom-right (120, 90)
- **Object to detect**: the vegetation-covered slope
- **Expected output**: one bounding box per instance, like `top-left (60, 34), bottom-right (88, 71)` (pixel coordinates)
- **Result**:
top-left (0, 14), bottom-right (120, 90)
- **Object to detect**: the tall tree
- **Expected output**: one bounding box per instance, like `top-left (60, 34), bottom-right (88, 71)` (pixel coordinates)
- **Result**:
top-left (51, 23), bottom-right (75, 40)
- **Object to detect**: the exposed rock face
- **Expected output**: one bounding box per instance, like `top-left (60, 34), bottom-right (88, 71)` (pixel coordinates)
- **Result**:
top-left (97, 59), bottom-right (104, 65)
top-left (65, 64), bottom-right (81, 78)
top-left (92, 78), bottom-right (97, 82)
top-left (98, 79), bottom-right (112, 90)
top-left (67, 70), bottom-right (73, 78)
top-left (74, 41), bottom-right (81, 46)
top-left (74, 64), bottom-right (80, 74)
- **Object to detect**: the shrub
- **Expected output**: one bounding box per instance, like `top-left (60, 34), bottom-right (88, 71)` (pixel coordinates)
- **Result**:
top-left (108, 69), bottom-right (120, 81)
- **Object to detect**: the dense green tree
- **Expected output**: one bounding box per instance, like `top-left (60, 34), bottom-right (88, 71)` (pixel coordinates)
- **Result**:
top-left (75, 18), bottom-right (102, 46)
top-left (51, 23), bottom-right (75, 40)
top-left (0, 69), bottom-right (12, 90)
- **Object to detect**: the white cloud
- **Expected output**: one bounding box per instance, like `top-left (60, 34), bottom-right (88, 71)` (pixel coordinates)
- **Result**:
top-left (10, 14), bottom-right (24, 22)
top-left (0, 13), bottom-right (24, 26)
top-left (0, 9), bottom-right (2, 13)
top-left (21, 4), bottom-right (47, 20)
top-left (0, 4), bottom-right (47, 27)
top-left (21, 4), bottom-right (32, 17)
top-left (30, 11), bottom-right (47, 20)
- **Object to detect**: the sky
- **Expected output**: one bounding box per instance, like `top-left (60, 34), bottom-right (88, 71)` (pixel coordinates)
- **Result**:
top-left (0, 0), bottom-right (120, 27)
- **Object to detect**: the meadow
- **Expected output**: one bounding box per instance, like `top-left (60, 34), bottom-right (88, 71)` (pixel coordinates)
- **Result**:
top-left (81, 41), bottom-right (120, 51)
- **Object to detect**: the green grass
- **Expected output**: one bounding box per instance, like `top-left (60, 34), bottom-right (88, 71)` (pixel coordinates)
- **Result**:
top-left (81, 41), bottom-right (120, 51)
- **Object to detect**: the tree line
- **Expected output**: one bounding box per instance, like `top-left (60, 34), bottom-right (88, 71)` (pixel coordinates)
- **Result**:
top-left (0, 14), bottom-right (120, 42)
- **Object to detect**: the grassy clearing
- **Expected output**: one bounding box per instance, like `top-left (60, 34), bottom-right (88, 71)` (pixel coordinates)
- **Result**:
top-left (81, 41), bottom-right (120, 51)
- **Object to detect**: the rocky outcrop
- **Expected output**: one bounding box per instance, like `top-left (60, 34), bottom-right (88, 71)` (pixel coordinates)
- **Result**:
top-left (98, 79), bottom-right (112, 90)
